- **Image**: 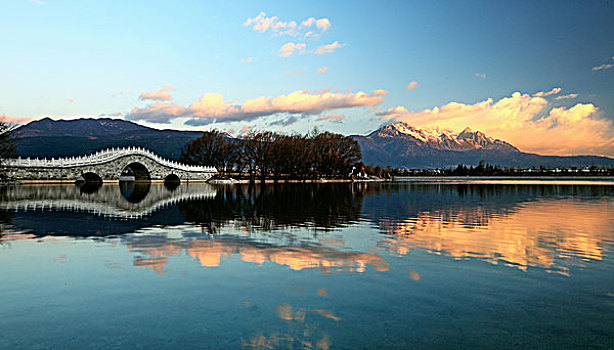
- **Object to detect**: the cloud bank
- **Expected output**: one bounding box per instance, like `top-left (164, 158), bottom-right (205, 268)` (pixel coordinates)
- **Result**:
top-left (127, 89), bottom-right (386, 126)
top-left (387, 91), bottom-right (614, 156)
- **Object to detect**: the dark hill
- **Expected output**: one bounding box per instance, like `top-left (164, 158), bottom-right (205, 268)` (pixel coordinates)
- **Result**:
top-left (14, 118), bottom-right (202, 160)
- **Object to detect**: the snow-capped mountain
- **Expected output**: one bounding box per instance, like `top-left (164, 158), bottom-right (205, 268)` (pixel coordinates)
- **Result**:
top-left (352, 122), bottom-right (614, 168)
top-left (370, 122), bottom-right (518, 152)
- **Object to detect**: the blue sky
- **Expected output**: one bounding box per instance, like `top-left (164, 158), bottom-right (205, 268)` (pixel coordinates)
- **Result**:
top-left (1, 0), bottom-right (613, 155)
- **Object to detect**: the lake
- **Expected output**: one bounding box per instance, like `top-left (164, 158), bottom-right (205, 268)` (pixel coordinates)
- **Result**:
top-left (1, 180), bottom-right (613, 349)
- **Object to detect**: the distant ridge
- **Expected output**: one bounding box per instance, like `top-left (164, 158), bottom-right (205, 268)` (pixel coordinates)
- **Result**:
top-left (12, 118), bottom-right (614, 168)
top-left (351, 121), bottom-right (614, 168)
top-left (15, 117), bottom-right (149, 137)
top-left (14, 118), bottom-right (203, 160)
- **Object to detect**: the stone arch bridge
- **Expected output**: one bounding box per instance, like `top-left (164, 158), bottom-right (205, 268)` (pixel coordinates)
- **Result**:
top-left (4, 147), bottom-right (217, 182)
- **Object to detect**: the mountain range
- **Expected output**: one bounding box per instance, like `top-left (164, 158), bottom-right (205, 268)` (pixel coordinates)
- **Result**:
top-left (351, 122), bottom-right (614, 168)
top-left (11, 118), bottom-right (614, 168)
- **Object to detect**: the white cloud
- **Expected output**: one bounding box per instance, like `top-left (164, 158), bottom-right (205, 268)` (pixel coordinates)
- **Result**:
top-left (245, 12), bottom-right (330, 37)
top-left (279, 42), bottom-right (306, 57)
top-left (127, 102), bottom-right (187, 123)
top-left (300, 17), bottom-right (331, 32)
top-left (311, 41), bottom-right (345, 55)
top-left (376, 106), bottom-right (409, 120)
top-left (139, 86), bottom-right (174, 101)
top-left (555, 93), bottom-right (578, 100)
top-left (475, 73), bottom-right (486, 79)
top-left (405, 81), bottom-right (418, 91)
top-left (533, 87), bottom-right (562, 97)
top-left (317, 66), bottom-right (328, 74)
top-left (317, 113), bottom-right (345, 122)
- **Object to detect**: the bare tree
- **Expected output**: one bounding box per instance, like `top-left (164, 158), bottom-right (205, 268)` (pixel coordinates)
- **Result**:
top-left (0, 119), bottom-right (17, 181)
top-left (180, 130), bottom-right (236, 175)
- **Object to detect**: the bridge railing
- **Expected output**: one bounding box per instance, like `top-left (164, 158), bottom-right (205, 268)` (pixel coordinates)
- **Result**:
top-left (4, 146), bottom-right (217, 172)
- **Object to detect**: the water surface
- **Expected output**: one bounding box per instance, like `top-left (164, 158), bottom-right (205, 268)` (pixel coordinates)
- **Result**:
top-left (1, 180), bottom-right (613, 349)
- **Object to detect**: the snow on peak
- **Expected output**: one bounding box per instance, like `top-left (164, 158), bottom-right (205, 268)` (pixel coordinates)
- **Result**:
top-left (373, 122), bottom-right (516, 150)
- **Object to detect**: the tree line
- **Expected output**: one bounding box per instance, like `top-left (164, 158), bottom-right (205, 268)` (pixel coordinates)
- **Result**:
top-left (392, 161), bottom-right (614, 177)
top-left (179, 130), bottom-right (362, 181)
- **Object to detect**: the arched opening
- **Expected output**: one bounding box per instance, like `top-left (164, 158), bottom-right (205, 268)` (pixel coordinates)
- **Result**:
top-left (119, 181), bottom-right (151, 203)
top-left (120, 162), bottom-right (150, 182)
top-left (164, 174), bottom-right (180, 189)
top-left (76, 172), bottom-right (102, 185)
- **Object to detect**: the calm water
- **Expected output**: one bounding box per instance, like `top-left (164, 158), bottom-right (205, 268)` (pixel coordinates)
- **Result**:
top-left (1, 180), bottom-right (613, 349)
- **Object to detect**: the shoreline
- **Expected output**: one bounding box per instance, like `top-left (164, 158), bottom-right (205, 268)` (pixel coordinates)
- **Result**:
top-left (3, 175), bottom-right (614, 186)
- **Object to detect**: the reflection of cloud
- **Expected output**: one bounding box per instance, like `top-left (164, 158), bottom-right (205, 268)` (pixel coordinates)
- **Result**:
top-left (592, 63), bottom-right (613, 71)
top-left (127, 236), bottom-right (389, 274)
top-left (313, 309), bottom-right (342, 322)
top-left (133, 257), bottom-right (167, 274)
top-left (379, 199), bottom-right (613, 274)
top-left (408, 270), bottom-right (421, 281)
top-left (242, 332), bottom-right (330, 350)
top-left (277, 303), bottom-right (306, 322)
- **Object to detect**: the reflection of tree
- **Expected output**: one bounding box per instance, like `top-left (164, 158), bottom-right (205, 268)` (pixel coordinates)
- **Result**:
top-left (178, 183), bottom-right (365, 234)
top-left (0, 209), bottom-right (16, 244)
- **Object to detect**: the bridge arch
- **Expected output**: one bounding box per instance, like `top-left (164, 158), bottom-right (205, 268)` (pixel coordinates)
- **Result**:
top-left (121, 162), bottom-right (151, 182)
top-left (164, 173), bottom-right (180, 184)
top-left (79, 171), bottom-right (103, 184)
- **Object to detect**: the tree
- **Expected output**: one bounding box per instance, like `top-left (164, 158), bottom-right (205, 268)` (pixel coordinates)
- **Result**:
top-left (0, 119), bottom-right (17, 181)
top-left (180, 130), bottom-right (236, 175)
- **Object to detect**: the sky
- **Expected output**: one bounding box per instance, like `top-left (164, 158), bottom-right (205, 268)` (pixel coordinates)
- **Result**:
top-left (1, 0), bottom-right (614, 156)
